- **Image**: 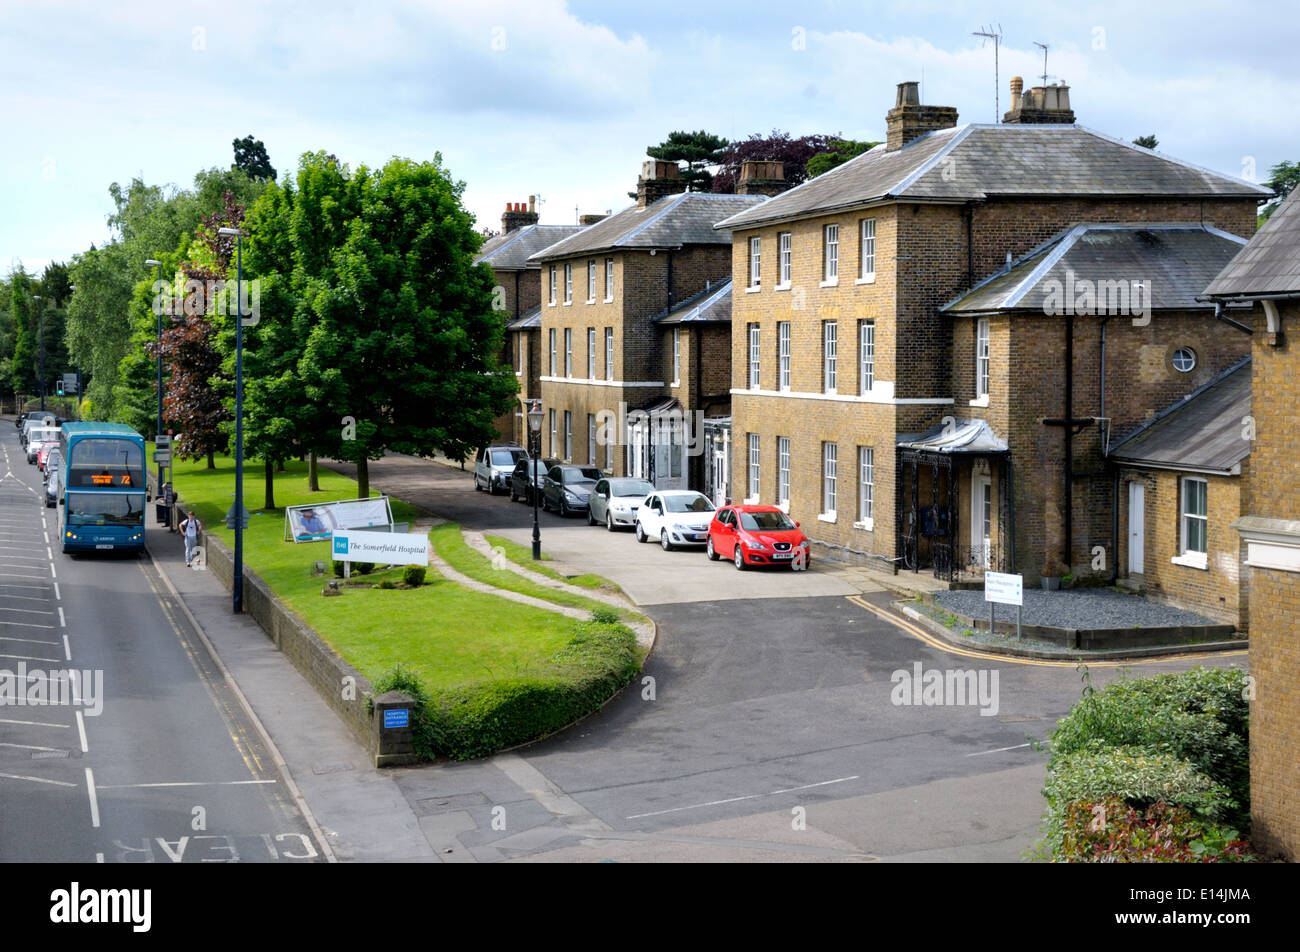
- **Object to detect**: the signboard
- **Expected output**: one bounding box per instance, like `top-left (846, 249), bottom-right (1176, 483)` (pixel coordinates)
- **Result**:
top-left (382, 708), bottom-right (410, 729)
top-left (284, 496), bottom-right (395, 542)
top-left (331, 529), bottom-right (429, 566)
top-left (68, 468), bottom-right (140, 488)
top-left (62, 374), bottom-right (79, 395)
top-left (155, 434), bottom-right (171, 447)
top-left (153, 449), bottom-right (171, 464)
top-left (984, 571), bottom-right (1024, 606)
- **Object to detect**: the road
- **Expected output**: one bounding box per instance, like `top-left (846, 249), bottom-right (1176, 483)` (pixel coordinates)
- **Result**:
top-left (322, 453), bottom-right (1249, 862)
top-left (0, 424), bottom-right (323, 863)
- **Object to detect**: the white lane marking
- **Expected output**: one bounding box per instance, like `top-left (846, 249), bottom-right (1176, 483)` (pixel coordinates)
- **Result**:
top-left (0, 547), bottom-right (49, 556)
top-left (43, 531), bottom-right (48, 544)
top-left (0, 772), bottom-right (76, 788)
top-left (0, 592), bottom-right (56, 602)
top-left (96, 780), bottom-right (278, 789)
top-left (46, 547), bottom-right (52, 560)
top-left (49, 563), bottom-right (55, 579)
top-left (63, 634), bottom-right (71, 660)
top-left (53, 583), bottom-right (60, 600)
top-left (0, 571), bottom-right (50, 579)
top-left (0, 635), bottom-right (60, 645)
top-left (86, 768), bottom-right (100, 827)
top-left (0, 605), bottom-right (55, 615)
top-left (626, 775), bottom-right (862, 820)
top-left (0, 583), bottom-right (50, 593)
top-left (75, 711), bottom-right (88, 753)
top-left (58, 607), bottom-right (65, 627)
top-left (964, 742), bottom-right (1033, 757)
top-left (0, 622), bottom-right (57, 631)
top-left (0, 741), bottom-right (65, 752)
top-left (0, 650), bottom-right (59, 660)
top-left (0, 717), bottom-right (68, 728)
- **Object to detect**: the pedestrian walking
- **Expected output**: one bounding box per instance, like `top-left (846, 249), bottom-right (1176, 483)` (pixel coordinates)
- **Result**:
top-left (180, 512), bottom-right (202, 566)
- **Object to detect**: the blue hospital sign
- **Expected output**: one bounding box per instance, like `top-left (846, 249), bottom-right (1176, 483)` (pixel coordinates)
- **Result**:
top-left (383, 708), bottom-right (410, 729)
top-left (332, 535), bottom-right (349, 556)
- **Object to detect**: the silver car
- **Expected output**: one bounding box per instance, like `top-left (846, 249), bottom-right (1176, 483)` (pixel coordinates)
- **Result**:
top-left (474, 444), bottom-right (528, 495)
top-left (587, 477), bottom-right (656, 530)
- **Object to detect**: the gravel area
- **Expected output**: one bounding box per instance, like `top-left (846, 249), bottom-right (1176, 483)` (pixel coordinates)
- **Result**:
top-left (932, 588), bottom-right (1221, 630)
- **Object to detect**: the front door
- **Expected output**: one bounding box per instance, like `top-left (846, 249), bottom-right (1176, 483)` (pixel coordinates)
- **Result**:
top-left (971, 473), bottom-right (992, 568)
top-left (1128, 482), bottom-right (1145, 575)
top-left (710, 444), bottom-right (728, 507)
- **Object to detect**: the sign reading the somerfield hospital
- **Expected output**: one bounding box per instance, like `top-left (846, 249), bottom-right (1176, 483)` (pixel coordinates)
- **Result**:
top-left (984, 571), bottom-right (1024, 606)
top-left (331, 530), bottom-right (429, 566)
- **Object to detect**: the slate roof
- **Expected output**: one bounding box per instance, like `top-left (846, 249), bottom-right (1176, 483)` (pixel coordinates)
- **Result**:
top-left (715, 124), bottom-right (1271, 231)
top-left (653, 279), bottom-right (732, 324)
top-left (474, 224), bottom-right (586, 271)
top-left (530, 192), bottom-right (767, 261)
top-left (506, 303), bottom-right (542, 331)
top-left (1204, 188), bottom-right (1300, 297)
top-left (944, 224), bottom-right (1249, 315)
top-left (1109, 358), bottom-right (1251, 474)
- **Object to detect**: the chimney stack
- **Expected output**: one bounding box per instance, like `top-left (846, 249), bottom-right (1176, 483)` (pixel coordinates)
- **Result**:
top-left (636, 159), bottom-right (686, 208)
top-left (578, 213), bottom-right (608, 226)
top-left (501, 199), bottom-right (540, 234)
top-left (885, 81), bottom-right (959, 151)
top-left (1002, 76), bottom-right (1075, 124)
top-left (737, 160), bottom-right (790, 196)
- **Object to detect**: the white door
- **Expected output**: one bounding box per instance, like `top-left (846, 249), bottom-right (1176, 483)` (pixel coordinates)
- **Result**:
top-left (971, 474), bottom-right (992, 568)
top-left (711, 447), bottom-right (728, 508)
top-left (628, 422), bottom-right (648, 481)
top-left (1128, 482), bottom-right (1145, 575)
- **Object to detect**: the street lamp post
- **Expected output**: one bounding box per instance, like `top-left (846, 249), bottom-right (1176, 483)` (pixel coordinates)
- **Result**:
top-left (527, 399), bottom-right (544, 560)
top-left (145, 259), bottom-right (164, 497)
top-left (31, 295), bottom-right (44, 411)
top-left (217, 228), bottom-right (247, 613)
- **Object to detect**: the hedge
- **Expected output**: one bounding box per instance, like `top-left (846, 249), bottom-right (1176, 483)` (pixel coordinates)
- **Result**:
top-left (1059, 795), bottom-right (1252, 863)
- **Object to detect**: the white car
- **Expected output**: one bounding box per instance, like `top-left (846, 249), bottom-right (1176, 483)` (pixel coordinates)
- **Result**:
top-left (587, 477), bottom-right (656, 530)
top-left (634, 490), bottom-right (717, 551)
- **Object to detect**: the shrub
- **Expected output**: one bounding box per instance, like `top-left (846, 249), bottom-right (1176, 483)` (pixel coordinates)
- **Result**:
top-left (402, 565), bottom-right (427, 587)
top-left (589, 605), bottom-right (620, 625)
top-left (378, 579), bottom-right (396, 590)
top-left (332, 559), bottom-right (345, 578)
top-left (1047, 666), bottom-right (1250, 825)
top-left (1060, 795), bottom-right (1252, 862)
top-left (355, 562), bottom-right (375, 575)
top-left (1039, 746), bottom-right (1234, 858)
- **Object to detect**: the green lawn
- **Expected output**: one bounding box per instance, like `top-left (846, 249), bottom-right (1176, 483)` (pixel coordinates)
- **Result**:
top-left (431, 522), bottom-right (645, 627)
top-left (483, 533), bottom-right (624, 593)
top-left (169, 455), bottom-right (581, 689)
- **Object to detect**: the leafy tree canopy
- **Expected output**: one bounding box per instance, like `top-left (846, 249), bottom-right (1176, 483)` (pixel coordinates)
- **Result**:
top-left (805, 139), bottom-right (880, 179)
top-left (1132, 134), bottom-right (1159, 150)
top-left (1261, 160), bottom-right (1300, 220)
top-left (646, 130), bottom-right (729, 192)
top-left (233, 135), bottom-right (277, 181)
top-left (712, 131), bottom-right (845, 193)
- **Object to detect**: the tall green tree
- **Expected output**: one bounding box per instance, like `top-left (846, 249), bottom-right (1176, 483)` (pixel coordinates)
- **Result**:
top-left (805, 139), bottom-right (880, 178)
top-left (1261, 160), bottom-right (1300, 220)
top-left (645, 130), bottom-right (729, 193)
top-left (295, 154), bottom-right (517, 499)
top-left (712, 131), bottom-right (844, 192)
top-left (232, 135), bottom-right (277, 182)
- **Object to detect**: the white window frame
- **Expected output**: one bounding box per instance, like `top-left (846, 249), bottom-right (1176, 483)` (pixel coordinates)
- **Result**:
top-left (778, 231), bottom-right (791, 288)
top-left (606, 423), bottom-right (614, 471)
top-left (777, 436), bottom-right (790, 509)
top-left (821, 441), bottom-right (837, 520)
top-left (974, 317), bottom-right (990, 404)
top-left (858, 218), bottom-right (876, 282)
top-left (564, 263), bottom-right (572, 304)
top-left (778, 321), bottom-right (791, 391)
top-left (748, 236), bottom-right (761, 289)
top-left (605, 328), bottom-right (614, 381)
top-left (604, 257), bottom-right (614, 302)
top-left (588, 413), bottom-right (596, 464)
top-left (823, 321), bottom-right (838, 393)
top-left (672, 327), bottom-right (681, 385)
top-left (549, 409), bottom-right (557, 457)
top-left (587, 260), bottom-right (596, 303)
top-left (1174, 476), bottom-right (1209, 569)
top-left (564, 328), bottom-right (573, 377)
top-left (564, 410), bottom-right (572, 460)
top-left (859, 320), bottom-right (875, 394)
top-left (516, 333), bottom-right (524, 376)
top-left (823, 223), bottom-right (839, 285)
top-left (548, 266), bottom-right (557, 306)
top-left (746, 433), bottom-right (760, 503)
top-left (856, 446), bottom-right (874, 530)
top-left (587, 328), bottom-right (596, 379)
top-left (548, 329), bottom-right (556, 376)
top-left (748, 324), bottom-right (761, 389)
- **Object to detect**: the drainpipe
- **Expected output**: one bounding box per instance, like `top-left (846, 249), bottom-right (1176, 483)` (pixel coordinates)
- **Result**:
top-left (1100, 314), bottom-right (1116, 583)
top-left (1064, 311), bottom-right (1073, 574)
top-left (1211, 300), bottom-right (1253, 335)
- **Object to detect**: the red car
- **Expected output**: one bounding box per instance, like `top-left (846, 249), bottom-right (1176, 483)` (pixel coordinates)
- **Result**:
top-left (36, 441), bottom-right (59, 472)
top-left (706, 504), bottom-right (811, 570)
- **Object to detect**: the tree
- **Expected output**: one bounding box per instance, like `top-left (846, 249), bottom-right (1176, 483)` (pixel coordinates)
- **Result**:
top-left (295, 154), bottom-right (518, 499)
top-left (1132, 134), bottom-right (1159, 150)
top-left (9, 268), bottom-right (35, 396)
top-left (712, 131), bottom-right (844, 192)
top-left (1261, 160), bottom-right (1300, 220)
top-left (233, 135), bottom-right (277, 182)
top-left (644, 130), bottom-right (729, 193)
top-left (805, 139), bottom-right (880, 179)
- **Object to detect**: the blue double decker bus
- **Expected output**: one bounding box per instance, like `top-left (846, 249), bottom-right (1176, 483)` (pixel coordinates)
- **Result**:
top-left (57, 422), bottom-right (147, 554)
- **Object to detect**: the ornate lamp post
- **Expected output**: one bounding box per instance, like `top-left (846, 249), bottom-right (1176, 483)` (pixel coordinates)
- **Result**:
top-left (527, 398), bottom-right (544, 560)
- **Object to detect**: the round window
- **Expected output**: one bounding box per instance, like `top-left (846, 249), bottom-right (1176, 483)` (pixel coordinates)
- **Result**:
top-left (1172, 348), bottom-right (1196, 373)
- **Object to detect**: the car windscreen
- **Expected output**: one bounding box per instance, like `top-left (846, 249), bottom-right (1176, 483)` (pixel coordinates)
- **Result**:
top-left (492, 449), bottom-right (526, 466)
top-left (561, 467), bottom-right (601, 482)
top-left (609, 479), bottom-right (655, 497)
top-left (739, 510), bottom-right (796, 532)
top-left (67, 493), bottom-right (145, 526)
top-left (663, 494), bottom-right (714, 513)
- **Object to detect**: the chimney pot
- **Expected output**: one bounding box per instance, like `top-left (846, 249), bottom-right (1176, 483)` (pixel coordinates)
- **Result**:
top-left (885, 82), bottom-right (958, 151)
top-left (501, 198), bottom-right (540, 233)
top-left (896, 81), bottom-right (920, 107)
top-left (636, 158), bottom-right (687, 207)
top-left (737, 159), bottom-right (791, 196)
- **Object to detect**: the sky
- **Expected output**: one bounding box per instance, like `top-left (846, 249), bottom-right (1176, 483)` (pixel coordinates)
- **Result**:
top-left (2, 0), bottom-right (1297, 275)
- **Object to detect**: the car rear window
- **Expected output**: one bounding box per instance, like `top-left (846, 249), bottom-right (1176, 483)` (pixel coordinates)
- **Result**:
top-left (664, 494), bottom-right (714, 513)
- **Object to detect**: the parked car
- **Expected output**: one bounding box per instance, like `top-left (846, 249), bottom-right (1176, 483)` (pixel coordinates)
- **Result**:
top-left (36, 441), bottom-right (59, 472)
top-left (541, 464), bottom-right (602, 517)
top-left (474, 443), bottom-right (529, 494)
top-left (587, 477), bottom-right (656, 530)
top-left (707, 504), bottom-right (810, 570)
top-left (509, 456), bottom-right (560, 504)
top-left (634, 490), bottom-right (716, 550)
top-left (44, 455), bottom-right (61, 507)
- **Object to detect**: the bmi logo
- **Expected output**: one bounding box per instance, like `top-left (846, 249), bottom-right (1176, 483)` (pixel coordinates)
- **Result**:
top-left (332, 536), bottom-right (348, 556)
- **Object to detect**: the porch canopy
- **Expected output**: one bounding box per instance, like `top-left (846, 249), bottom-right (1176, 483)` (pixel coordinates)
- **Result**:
top-left (896, 419), bottom-right (1010, 581)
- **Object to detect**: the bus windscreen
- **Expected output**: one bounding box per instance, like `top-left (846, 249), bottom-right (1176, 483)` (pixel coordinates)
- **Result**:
top-left (66, 493), bottom-right (146, 526)
top-left (67, 438), bottom-right (144, 489)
